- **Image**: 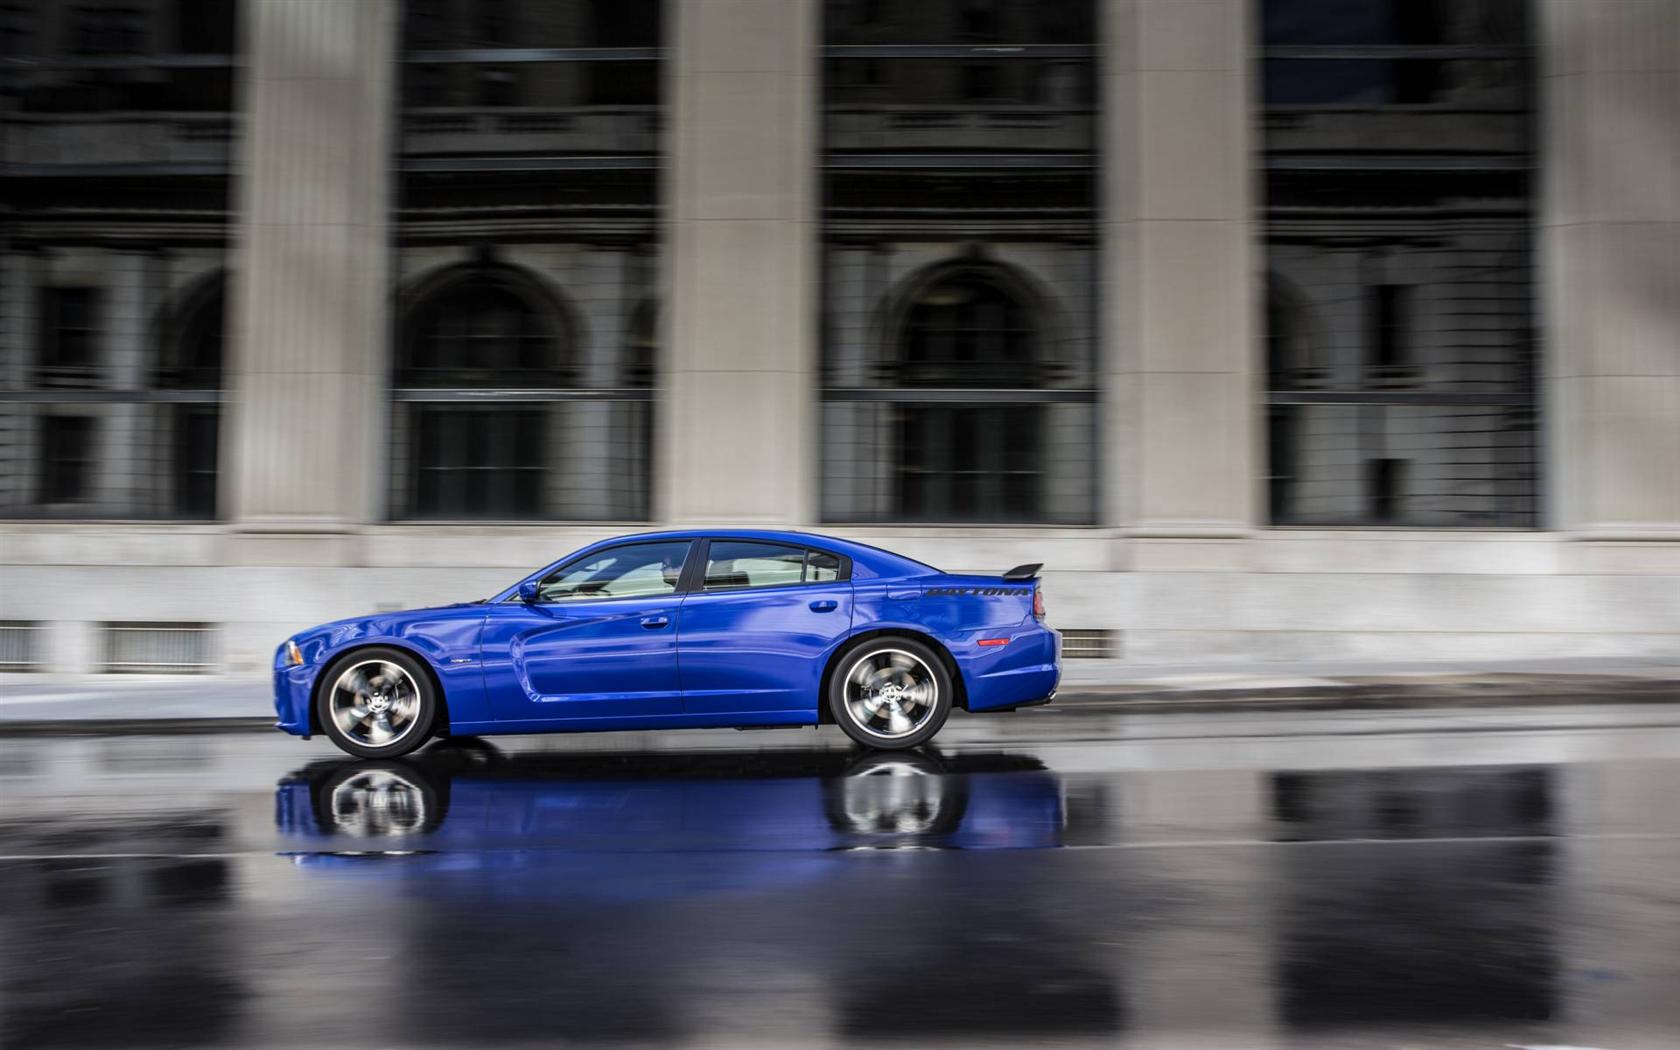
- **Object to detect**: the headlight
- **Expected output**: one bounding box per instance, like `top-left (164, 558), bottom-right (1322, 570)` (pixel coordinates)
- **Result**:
top-left (283, 639), bottom-right (304, 667)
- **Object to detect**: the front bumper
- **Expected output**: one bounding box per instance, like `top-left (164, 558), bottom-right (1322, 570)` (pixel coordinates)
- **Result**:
top-left (274, 665), bottom-right (315, 736)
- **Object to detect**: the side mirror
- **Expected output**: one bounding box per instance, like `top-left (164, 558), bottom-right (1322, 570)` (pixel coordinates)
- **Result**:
top-left (517, 579), bottom-right (541, 604)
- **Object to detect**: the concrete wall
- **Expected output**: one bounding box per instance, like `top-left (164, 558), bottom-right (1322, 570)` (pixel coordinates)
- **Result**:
top-left (2, 0), bottom-right (1678, 673)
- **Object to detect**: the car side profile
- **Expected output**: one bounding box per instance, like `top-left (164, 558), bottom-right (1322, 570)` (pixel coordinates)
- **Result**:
top-left (273, 529), bottom-right (1060, 758)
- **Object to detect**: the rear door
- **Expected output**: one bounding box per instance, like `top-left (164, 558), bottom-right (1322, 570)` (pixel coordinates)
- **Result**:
top-left (675, 540), bottom-right (854, 716)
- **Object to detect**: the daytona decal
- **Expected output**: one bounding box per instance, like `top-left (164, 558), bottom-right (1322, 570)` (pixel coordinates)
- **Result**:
top-left (923, 587), bottom-right (1031, 597)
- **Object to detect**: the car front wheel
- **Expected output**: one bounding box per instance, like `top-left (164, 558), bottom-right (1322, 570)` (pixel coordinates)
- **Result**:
top-left (828, 637), bottom-right (952, 750)
top-left (316, 647), bottom-right (438, 759)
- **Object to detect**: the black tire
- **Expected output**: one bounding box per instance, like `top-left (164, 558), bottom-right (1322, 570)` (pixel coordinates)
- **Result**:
top-left (309, 759), bottom-right (450, 838)
top-left (827, 636), bottom-right (953, 750)
top-left (315, 646), bottom-right (439, 759)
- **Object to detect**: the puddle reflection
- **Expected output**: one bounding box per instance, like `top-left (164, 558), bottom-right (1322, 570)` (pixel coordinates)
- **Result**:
top-left (1270, 766), bottom-right (1559, 1030)
top-left (277, 741), bottom-right (1068, 859)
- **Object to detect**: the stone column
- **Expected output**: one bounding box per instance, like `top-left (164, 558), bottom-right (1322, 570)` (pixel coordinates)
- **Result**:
top-left (1102, 0), bottom-right (1258, 537)
top-left (225, 0), bottom-right (396, 527)
top-left (1542, 1), bottom-right (1680, 536)
top-left (661, 0), bottom-right (818, 524)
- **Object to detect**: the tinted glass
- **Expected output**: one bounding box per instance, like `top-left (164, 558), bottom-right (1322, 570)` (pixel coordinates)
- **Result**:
top-left (1261, 0), bottom-right (1539, 527)
top-left (704, 542), bottom-right (809, 591)
top-left (535, 542), bottom-right (691, 603)
top-left (389, 0), bottom-right (662, 522)
top-left (0, 1), bottom-right (237, 520)
top-left (819, 0), bottom-right (1099, 526)
top-left (807, 550), bottom-right (843, 582)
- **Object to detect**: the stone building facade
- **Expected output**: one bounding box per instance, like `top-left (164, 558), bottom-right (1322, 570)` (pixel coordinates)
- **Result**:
top-left (1, 0), bottom-right (1677, 673)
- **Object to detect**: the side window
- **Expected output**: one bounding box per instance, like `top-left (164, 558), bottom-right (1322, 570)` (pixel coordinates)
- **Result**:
top-left (806, 549), bottom-right (842, 582)
top-left (533, 541), bottom-right (691, 602)
top-left (703, 541), bottom-right (809, 591)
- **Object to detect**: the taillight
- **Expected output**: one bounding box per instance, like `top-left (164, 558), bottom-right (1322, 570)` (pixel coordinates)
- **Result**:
top-left (1032, 586), bottom-right (1045, 620)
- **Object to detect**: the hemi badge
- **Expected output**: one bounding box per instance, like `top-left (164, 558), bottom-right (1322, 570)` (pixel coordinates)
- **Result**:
top-left (449, 657), bottom-right (474, 664)
top-left (977, 638), bottom-right (1010, 647)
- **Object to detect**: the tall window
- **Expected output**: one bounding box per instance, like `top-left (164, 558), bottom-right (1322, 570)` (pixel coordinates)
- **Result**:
top-left (155, 275), bottom-right (226, 519)
top-left (389, 1), bottom-right (662, 522)
top-left (393, 265), bottom-right (574, 520)
top-left (0, 1), bottom-right (237, 519)
top-left (820, 0), bottom-right (1099, 525)
top-left (1262, 0), bottom-right (1539, 527)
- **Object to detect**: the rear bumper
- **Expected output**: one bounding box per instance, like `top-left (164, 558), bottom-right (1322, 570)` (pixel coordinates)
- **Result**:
top-left (961, 625), bottom-right (1061, 712)
top-left (1005, 691), bottom-right (1056, 710)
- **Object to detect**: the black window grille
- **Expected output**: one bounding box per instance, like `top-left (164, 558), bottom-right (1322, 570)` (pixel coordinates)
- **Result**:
top-left (390, 2), bottom-right (662, 522)
top-left (399, 271), bottom-right (571, 389)
top-left (820, 0), bottom-right (1098, 525)
top-left (0, 2), bottom-right (235, 520)
top-left (409, 406), bottom-right (547, 520)
top-left (1262, 0), bottom-right (1540, 527)
top-left (37, 414), bottom-right (96, 503)
top-left (36, 286), bottom-right (102, 388)
top-left (896, 270), bottom-right (1040, 389)
top-left (896, 404), bottom-right (1044, 523)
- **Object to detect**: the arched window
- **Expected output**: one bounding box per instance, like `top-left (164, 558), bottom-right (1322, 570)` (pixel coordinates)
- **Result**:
top-left (878, 262), bottom-right (1058, 522)
top-left (147, 272), bottom-right (227, 518)
top-left (894, 266), bottom-right (1041, 388)
top-left (399, 267), bottom-right (572, 388)
top-left (391, 262), bottom-right (643, 522)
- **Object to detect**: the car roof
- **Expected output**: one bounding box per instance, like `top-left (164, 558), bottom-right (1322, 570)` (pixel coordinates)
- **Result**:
top-left (603, 528), bottom-right (938, 579)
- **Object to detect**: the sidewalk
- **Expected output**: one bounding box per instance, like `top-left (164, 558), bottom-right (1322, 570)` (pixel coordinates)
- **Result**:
top-left (3, 656), bottom-right (1678, 732)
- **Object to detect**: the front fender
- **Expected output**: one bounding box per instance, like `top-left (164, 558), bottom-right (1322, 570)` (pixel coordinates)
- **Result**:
top-left (273, 613), bottom-right (492, 735)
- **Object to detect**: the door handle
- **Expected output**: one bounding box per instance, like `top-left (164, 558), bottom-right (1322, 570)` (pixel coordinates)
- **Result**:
top-left (640, 615), bottom-right (670, 629)
top-left (809, 599), bottom-right (838, 612)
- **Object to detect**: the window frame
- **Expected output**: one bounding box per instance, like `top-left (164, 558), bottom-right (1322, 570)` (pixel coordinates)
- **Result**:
top-left (692, 539), bottom-right (853, 595)
top-left (516, 539), bottom-right (698, 605)
top-left (818, 2), bottom-right (1102, 527)
top-left (503, 538), bottom-right (853, 605)
top-left (1260, 0), bottom-right (1541, 530)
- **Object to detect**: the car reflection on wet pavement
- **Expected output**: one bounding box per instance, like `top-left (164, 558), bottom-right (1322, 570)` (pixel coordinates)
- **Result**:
top-left (3, 705), bottom-right (1680, 1048)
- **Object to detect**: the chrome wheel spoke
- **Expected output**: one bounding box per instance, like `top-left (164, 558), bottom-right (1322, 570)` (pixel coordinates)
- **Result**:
top-left (329, 770), bottom-right (428, 838)
top-left (842, 648), bottom-right (938, 740)
top-left (329, 659), bottom-right (423, 749)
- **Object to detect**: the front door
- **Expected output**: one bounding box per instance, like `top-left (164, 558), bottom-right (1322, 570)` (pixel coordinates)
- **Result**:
top-left (677, 539), bottom-right (855, 716)
top-left (481, 540), bottom-right (693, 722)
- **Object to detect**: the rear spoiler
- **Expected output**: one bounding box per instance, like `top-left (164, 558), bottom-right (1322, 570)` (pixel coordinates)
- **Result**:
top-left (1002, 563), bottom-right (1042, 581)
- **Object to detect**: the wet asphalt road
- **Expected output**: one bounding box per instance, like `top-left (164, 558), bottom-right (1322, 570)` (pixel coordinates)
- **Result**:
top-left (3, 704), bottom-right (1680, 1049)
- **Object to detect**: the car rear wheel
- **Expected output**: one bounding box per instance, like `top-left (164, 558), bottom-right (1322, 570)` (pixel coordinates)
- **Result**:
top-left (310, 760), bottom-right (450, 838)
top-left (316, 647), bottom-right (437, 759)
top-left (828, 637), bottom-right (952, 750)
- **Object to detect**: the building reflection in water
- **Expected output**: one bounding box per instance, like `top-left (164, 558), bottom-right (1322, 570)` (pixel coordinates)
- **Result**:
top-left (1270, 765), bottom-right (1557, 1030)
top-left (0, 847), bottom-right (245, 1047)
top-left (276, 742), bottom-right (1119, 1042)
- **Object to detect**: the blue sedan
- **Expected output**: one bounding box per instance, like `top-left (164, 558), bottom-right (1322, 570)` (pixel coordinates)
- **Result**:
top-left (274, 530), bottom-right (1061, 757)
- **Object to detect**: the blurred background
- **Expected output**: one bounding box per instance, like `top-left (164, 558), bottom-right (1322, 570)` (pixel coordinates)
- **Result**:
top-left (3, 6), bottom-right (1680, 1048)
top-left (1, 0), bottom-right (1677, 674)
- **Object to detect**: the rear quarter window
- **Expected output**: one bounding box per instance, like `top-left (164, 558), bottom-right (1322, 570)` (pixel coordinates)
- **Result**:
top-left (702, 541), bottom-right (850, 590)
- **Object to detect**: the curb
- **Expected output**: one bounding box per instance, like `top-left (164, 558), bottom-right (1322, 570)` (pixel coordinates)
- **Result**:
top-left (1, 677), bottom-right (1676, 735)
top-left (0, 717), bottom-right (276, 736)
top-left (1039, 674), bottom-right (1680, 712)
